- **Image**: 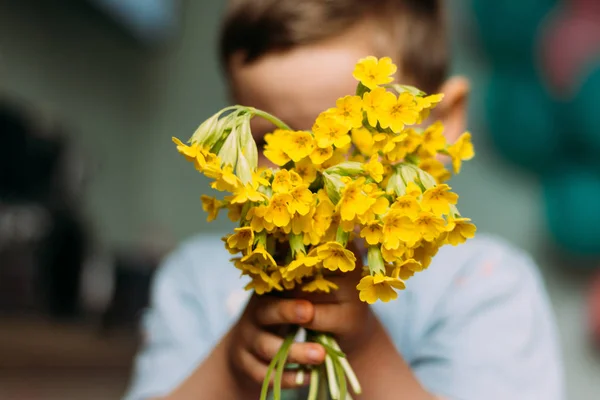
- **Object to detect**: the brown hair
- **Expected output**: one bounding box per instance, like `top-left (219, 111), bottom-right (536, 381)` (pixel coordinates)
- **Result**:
top-left (219, 0), bottom-right (449, 93)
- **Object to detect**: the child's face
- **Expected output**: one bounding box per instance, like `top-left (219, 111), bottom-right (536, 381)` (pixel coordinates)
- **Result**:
top-left (228, 22), bottom-right (468, 166)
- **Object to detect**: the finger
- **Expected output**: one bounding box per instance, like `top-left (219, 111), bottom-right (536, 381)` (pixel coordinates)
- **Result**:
top-left (254, 298), bottom-right (314, 326)
top-left (287, 342), bottom-right (326, 365)
top-left (302, 302), bottom-right (364, 335)
top-left (253, 331), bottom-right (326, 365)
top-left (238, 348), bottom-right (310, 388)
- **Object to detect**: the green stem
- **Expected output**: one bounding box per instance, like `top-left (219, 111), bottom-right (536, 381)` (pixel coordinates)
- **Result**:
top-left (273, 328), bottom-right (298, 400)
top-left (251, 108), bottom-right (292, 131)
top-left (328, 338), bottom-right (362, 395)
top-left (308, 368), bottom-right (320, 400)
top-left (259, 350), bottom-right (280, 400)
top-left (332, 355), bottom-right (347, 400)
top-left (259, 328), bottom-right (298, 400)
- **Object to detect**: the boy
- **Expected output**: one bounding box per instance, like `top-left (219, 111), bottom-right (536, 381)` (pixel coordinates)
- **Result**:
top-left (125, 0), bottom-right (564, 399)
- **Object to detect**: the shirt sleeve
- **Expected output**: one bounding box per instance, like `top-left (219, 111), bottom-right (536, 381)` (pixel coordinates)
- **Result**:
top-left (123, 246), bottom-right (218, 400)
top-left (412, 244), bottom-right (565, 400)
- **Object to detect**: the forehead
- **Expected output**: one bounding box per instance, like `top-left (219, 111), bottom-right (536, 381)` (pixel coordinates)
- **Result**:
top-left (229, 27), bottom-right (380, 133)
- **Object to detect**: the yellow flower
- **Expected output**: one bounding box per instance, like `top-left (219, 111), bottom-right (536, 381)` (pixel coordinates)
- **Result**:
top-left (226, 227), bottom-right (254, 252)
top-left (381, 244), bottom-right (409, 263)
top-left (264, 193), bottom-right (293, 227)
top-left (199, 152), bottom-right (222, 179)
top-left (291, 208), bottom-right (315, 235)
top-left (245, 271), bottom-right (283, 295)
top-left (338, 178), bottom-right (374, 221)
top-left (317, 242), bottom-right (357, 272)
top-left (302, 274), bottom-right (339, 293)
top-left (333, 95), bottom-right (363, 129)
top-left (283, 131), bottom-right (315, 162)
top-left (284, 255), bottom-right (319, 281)
top-left (419, 159), bottom-right (451, 183)
top-left (416, 93), bottom-right (444, 122)
top-left (448, 132), bottom-right (474, 173)
top-left (293, 158), bottom-right (318, 184)
top-left (397, 258), bottom-right (424, 273)
top-left (312, 113), bottom-right (351, 149)
top-left (414, 211), bottom-right (446, 242)
top-left (320, 146), bottom-right (348, 169)
top-left (364, 155), bottom-right (384, 182)
top-left (241, 246), bottom-right (277, 269)
top-left (309, 146), bottom-right (334, 165)
top-left (246, 205), bottom-right (275, 232)
top-left (227, 202), bottom-right (244, 222)
top-left (446, 216), bottom-right (477, 246)
top-left (289, 170), bottom-right (303, 186)
top-left (357, 273), bottom-right (405, 304)
top-left (362, 87), bottom-right (394, 127)
top-left (357, 193), bottom-right (389, 224)
top-left (411, 240), bottom-right (439, 269)
top-left (233, 256), bottom-right (263, 274)
top-left (419, 121), bottom-right (447, 157)
top-left (200, 195), bottom-right (223, 222)
top-left (172, 137), bottom-right (199, 162)
top-left (272, 169), bottom-right (294, 193)
top-left (417, 93), bottom-right (444, 111)
top-left (352, 56), bottom-right (397, 89)
top-left (351, 127), bottom-right (374, 156)
top-left (391, 259), bottom-right (422, 280)
top-left (288, 185), bottom-right (314, 216)
top-left (390, 194), bottom-right (421, 219)
top-left (305, 193), bottom-right (335, 244)
top-left (230, 183), bottom-right (268, 204)
top-left (382, 211), bottom-right (419, 249)
top-left (360, 222), bottom-right (383, 245)
top-left (211, 165), bottom-right (241, 192)
top-left (384, 129), bottom-right (422, 162)
top-left (421, 184), bottom-right (458, 216)
top-left (378, 92), bottom-right (420, 133)
top-left (263, 129), bottom-right (292, 166)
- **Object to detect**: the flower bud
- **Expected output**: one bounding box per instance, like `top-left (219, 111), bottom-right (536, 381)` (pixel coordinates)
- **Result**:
top-left (322, 172), bottom-right (344, 205)
top-left (367, 245), bottom-right (386, 275)
top-left (236, 152), bottom-right (253, 184)
top-left (217, 125), bottom-right (239, 169)
top-left (238, 118), bottom-right (258, 171)
top-left (324, 161), bottom-right (364, 177)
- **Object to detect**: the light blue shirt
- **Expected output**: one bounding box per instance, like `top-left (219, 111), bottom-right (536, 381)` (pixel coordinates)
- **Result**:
top-left (124, 233), bottom-right (564, 400)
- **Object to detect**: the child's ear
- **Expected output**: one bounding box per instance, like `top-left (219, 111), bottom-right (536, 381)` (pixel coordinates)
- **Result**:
top-left (436, 76), bottom-right (470, 144)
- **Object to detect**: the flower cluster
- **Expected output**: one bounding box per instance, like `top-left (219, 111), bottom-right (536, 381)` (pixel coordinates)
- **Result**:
top-left (174, 56), bottom-right (475, 305)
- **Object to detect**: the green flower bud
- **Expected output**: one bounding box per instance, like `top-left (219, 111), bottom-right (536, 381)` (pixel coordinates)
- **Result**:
top-left (386, 169), bottom-right (405, 196)
top-left (324, 161), bottom-right (364, 177)
top-left (238, 118), bottom-right (258, 171)
top-left (417, 169), bottom-right (437, 190)
top-left (398, 163), bottom-right (419, 187)
top-left (322, 172), bottom-right (344, 205)
top-left (235, 153), bottom-right (253, 184)
top-left (388, 84), bottom-right (425, 97)
top-left (289, 233), bottom-right (306, 258)
top-left (367, 245), bottom-right (386, 275)
top-left (217, 125), bottom-right (239, 169)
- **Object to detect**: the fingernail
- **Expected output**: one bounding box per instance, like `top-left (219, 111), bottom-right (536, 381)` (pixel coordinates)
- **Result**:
top-left (307, 347), bottom-right (322, 362)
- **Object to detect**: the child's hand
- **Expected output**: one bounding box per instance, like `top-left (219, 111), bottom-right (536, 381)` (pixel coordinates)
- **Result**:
top-left (227, 253), bottom-right (373, 391)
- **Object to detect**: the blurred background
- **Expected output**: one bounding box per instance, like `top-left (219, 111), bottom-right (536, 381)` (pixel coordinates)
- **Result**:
top-left (1, 0), bottom-right (599, 399)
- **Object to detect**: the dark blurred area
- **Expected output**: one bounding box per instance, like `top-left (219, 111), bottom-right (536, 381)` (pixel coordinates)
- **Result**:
top-left (0, 98), bottom-right (159, 398)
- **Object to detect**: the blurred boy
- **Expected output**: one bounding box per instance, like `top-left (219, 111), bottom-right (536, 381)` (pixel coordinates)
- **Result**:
top-left (125, 0), bottom-right (564, 399)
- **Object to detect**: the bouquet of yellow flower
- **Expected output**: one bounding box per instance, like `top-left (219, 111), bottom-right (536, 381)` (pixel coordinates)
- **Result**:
top-left (173, 56), bottom-right (476, 400)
